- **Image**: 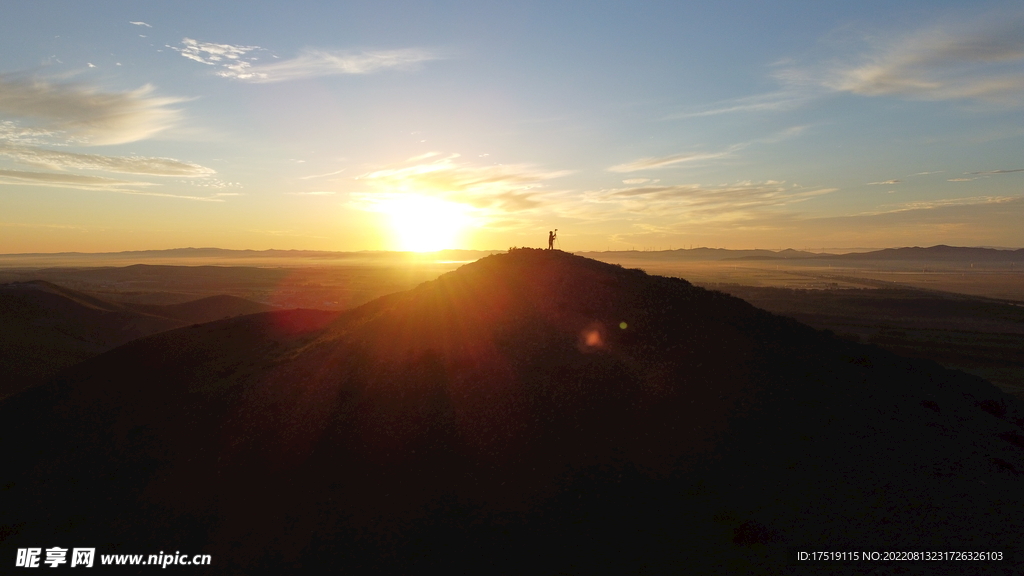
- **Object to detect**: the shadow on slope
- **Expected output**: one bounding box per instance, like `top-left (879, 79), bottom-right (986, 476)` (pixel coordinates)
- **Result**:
top-left (0, 281), bottom-right (272, 399)
top-left (1, 249), bottom-right (1022, 574)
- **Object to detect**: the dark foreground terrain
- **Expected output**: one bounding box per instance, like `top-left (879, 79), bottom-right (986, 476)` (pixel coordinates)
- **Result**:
top-left (713, 285), bottom-right (1024, 400)
top-left (2, 249), bottom-right (1022, 574)
top-left (0, 281), bottom-right (271, 399)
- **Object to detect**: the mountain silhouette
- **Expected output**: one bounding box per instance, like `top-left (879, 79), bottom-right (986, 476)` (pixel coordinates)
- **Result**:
top-left (0, 281), bottom-right (271, 399)
top-left (1, 249), bottom-right (1022, 574)
top-left (831, 244), bottom-right (1024, 261)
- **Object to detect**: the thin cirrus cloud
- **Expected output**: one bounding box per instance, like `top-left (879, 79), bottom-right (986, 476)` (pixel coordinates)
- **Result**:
top-left (0, 168), bottom-right (224, 201)
top-left (173, 38), bottom-right (440, 83)
top-left (968, 168), bottom-right (1024, 174)
top-left (607, 127), bottom-right (805, 173)
top-left (857, 195), bottom-right (1019, 215)
top-left (0, 74), bottom-right (181, 145)
top-left (593, 181), bottom-right (836, 222)
top-left (0, 144), bottom-right (214, 177)
top-left (172, 38), bottom-right (262, 69)
top-left (673, 13), bottom-right (1024, 120)
top-left (237, 48), bottom-right (439, 83)
top-left (353, 154), bottom-right (570, 213)
top-left (821, 16), bottom-right (1024, 105)
top-left (664, 90), bottom-right (814, 120)
top-left (607, 147), bottom-right (740, 173)
top-left (868, 179), bottom-right (902, 185)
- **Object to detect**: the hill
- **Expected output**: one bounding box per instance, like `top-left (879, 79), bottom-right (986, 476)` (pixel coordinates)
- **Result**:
top-left (831, 245), bottom-right (1024, 262)
top-left (1, 249), bottom-right (1022, 574)
top-left (0, 281), bottom-right (272, 399)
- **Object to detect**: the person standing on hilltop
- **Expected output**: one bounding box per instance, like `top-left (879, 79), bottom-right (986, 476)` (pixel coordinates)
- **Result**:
top-left (548, 230), bottom-right (557, 250)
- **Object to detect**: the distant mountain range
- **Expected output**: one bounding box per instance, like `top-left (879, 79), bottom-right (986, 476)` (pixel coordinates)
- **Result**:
top-left (828, 244), bottom-right (1024, 261)
top-left (0, 281), bottom-right (271, 399)
top-left (584, 244), bottom-right (1024, 261)
top-left (3, 245), bottom-right (1023, 265)
top-left (2, 249), bottom-right (1021, 573)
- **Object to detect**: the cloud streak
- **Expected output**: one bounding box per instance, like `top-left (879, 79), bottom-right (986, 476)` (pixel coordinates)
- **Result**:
top-left (226, 48), bottom-right (440, 83)
top-left (589, 180), bottom-right (836, 224)
top-left (968, 168), bottom-right (1024, 174)
top-left (683, 14), bottom-right (1024, 120)
top-left (0, 144), bottom-right (214, 176)
top-left (607, 148), bottom-right (739, 173)
top-left (174, 38), bottom-right (261, 66)
top-left (354, 154), bottom-right (570, 213)
top-left (858, 195), bottom-right (1019, 215)
top-left (0, 169), bottom-right (225, 201)
top-left (0, 168), bottom-right (155, 191)
top-left (665, 91), bottom-right (812, 119)
top-left (0, 75), bottom-right (181, 145)
top-left (174, 38), bottom-right (440, 83)
top-left (608, 127), bottom-right (805, 173)
top-left (822, 16), bottom-right (1024, 105)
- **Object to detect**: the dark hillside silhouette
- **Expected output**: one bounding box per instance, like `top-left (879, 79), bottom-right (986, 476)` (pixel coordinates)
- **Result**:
top-left (0, 281), bottom-right (271, 399)
top-left (1, 249), bottom-right (1022, 574)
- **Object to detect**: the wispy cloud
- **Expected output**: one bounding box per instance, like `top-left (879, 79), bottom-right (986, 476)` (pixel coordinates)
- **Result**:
top-left (590, 180), bottom-right (836, 223)
top-left (173, 38), bottom-right (440, 83)
top-left (0, 168), bottom-right (154, 191)
top-left (227, 48), bottom-right (440, 83)
top-left (0, 144), bottom-right (214, 176)
top-left (859, 195), bottom-right (1018, 215)
top-left (354, 154), bottom-right (570, 212)
top-left (173, 38), bottom-right (261, 66)
top-left (129, 21), bottom-right (152, 28)
top-left (0, 120), bottom-right (58, 145)
top-left (867, 179), bottom-right (901, 185)
top-left (0, 74), bottom-right (181, 145)
top-left (0, 169), bottom-right (226, 201)
top-left (968, 168), bottom-right (1024, 174)
top-left (664, 91), bottom-right (812, 119)
top-left (608, 127), bottom-right (805, 173)
top-left (947, 177), bottom-right (978, 182)
top-left (608, 148), bottom-right (739, 173)
top-left (678, 14), bottom-right (1024, 120)
top-left (822, 15), bottom-right (1024, 105)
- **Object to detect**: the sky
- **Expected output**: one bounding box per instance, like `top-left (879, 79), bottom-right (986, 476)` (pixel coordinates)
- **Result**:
top-left (1, 1), bottom-right (1023, 253)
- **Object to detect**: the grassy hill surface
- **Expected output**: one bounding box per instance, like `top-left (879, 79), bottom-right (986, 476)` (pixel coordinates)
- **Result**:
top-left (1, 250), bottom-right (1022, 574)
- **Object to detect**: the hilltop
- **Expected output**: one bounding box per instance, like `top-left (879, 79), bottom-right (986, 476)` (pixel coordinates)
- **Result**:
top-left (1, 249), bottom-right (1022, 574)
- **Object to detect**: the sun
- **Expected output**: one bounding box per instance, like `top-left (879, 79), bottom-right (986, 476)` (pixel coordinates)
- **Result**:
top-left (378, 194), bottom-right (474, 252)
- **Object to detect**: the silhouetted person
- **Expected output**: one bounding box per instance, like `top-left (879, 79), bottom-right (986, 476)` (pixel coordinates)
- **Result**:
top-left (548, 231), bottom-right (554, 250)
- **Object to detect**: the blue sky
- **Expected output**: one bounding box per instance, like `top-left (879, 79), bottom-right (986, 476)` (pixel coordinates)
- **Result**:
top-left (1, 1), bottom-right (1022, 252)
